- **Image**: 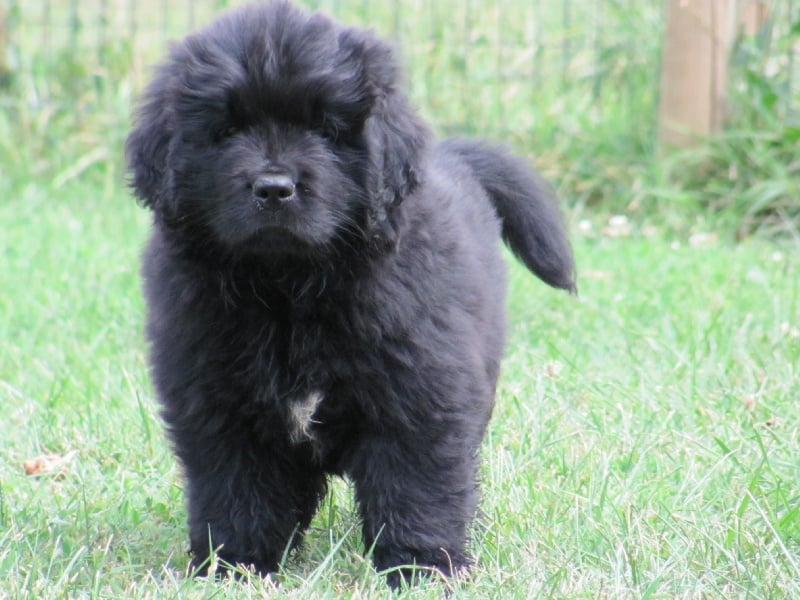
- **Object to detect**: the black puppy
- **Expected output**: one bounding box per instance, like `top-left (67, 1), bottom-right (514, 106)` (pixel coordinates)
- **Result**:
top-left (126, 0), bottom-right (575, 587)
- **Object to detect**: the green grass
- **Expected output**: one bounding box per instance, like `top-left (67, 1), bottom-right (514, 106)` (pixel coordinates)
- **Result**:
top-left (1, 171), bottom-right (798, 597)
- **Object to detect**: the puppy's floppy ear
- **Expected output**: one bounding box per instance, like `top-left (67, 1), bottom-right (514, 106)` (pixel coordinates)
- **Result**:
top-left (344, 31), bottom-right (430, 249)
top-left (125, 67), bottom-right (175, 215)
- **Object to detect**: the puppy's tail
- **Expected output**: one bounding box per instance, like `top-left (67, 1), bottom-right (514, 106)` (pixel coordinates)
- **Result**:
top-left (440, 137), bottom-right (576, 293)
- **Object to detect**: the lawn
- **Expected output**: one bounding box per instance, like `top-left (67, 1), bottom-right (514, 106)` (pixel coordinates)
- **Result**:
top-left (1, 172), bottom-right (798, 598)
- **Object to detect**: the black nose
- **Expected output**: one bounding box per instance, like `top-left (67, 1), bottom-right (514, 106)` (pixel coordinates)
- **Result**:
top-left (252, 174), bottom-right (296, 205)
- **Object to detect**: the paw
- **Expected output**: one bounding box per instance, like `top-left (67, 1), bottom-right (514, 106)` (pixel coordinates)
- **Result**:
top-left (188, 545), bottom-right (277, 579)
top-left (374, 547), bottom-right (471, 589)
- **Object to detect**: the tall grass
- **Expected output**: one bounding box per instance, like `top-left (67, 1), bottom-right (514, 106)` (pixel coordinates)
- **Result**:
top-left (3, 0), bottom-right (796, 236)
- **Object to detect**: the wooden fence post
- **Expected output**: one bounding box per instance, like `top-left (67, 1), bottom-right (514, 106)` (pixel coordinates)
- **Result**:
top-left (740, 1), bottom-right (770, 36)
top-left (658, 0), bottom-right (733, 147)
top-left (0, 7), bottom-right (8, 85)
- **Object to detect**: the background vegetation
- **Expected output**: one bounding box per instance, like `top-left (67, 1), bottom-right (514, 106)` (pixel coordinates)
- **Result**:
top-left (1, 1), bottom-right (798, 598)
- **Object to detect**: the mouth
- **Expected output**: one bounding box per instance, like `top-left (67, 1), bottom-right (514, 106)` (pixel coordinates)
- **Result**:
top-left (239, 222), bottom-right (311, 256)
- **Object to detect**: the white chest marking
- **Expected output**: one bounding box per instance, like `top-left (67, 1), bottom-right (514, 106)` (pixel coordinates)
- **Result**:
top-left (288, 391), bottom-right (324, 443)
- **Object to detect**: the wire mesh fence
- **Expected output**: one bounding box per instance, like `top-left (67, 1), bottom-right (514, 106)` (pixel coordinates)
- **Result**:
top-left (0, 1), bottom-right (798, 140)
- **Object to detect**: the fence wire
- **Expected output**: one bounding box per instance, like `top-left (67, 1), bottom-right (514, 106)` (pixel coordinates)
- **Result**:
top-left (0, 1), bottom-right (798, 138)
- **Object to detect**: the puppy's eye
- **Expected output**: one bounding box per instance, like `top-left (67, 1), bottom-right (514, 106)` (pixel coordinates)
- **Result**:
top-left (314, 109), bottom-right (345, 143)
top-left (314, 116), bottom-right (335, 140)
top-left (318, 119), bottom-right (354, 146)
top-left (324, 127), bottom-right (360, 148)
top-left (320, 127), bottom-right (339, 143)
top-left (212, 125), bottom-right (239, 143)
top-left (316, 110), bottom-right (363, 146)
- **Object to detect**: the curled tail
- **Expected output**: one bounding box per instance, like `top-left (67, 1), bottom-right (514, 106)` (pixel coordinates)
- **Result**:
top-left (440, 137), bottom-right (576, 293)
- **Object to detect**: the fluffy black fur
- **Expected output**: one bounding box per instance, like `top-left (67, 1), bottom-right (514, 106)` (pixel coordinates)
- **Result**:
top-left (126, 0), bottom-right (575, 588)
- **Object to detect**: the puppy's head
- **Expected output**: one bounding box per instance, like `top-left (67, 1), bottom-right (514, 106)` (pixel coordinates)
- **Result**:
top-left (126, 1), bottom-right (428, 258)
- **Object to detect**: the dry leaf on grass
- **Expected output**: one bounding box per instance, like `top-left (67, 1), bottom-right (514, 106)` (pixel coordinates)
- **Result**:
top-left (602, 215), bottom-right (632, 238)
top-left (543, 361), bottom-right (564, 378)
top-left (688, 232), bottom-right (718, 248)
top-left (23, 450), bottom-right (78, 477)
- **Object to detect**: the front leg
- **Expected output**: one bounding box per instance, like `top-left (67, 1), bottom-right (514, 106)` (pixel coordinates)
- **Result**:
top-left (347, 425), bottom-right (482, 588)
top-left (169, 414), bottom-right (327, 576)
